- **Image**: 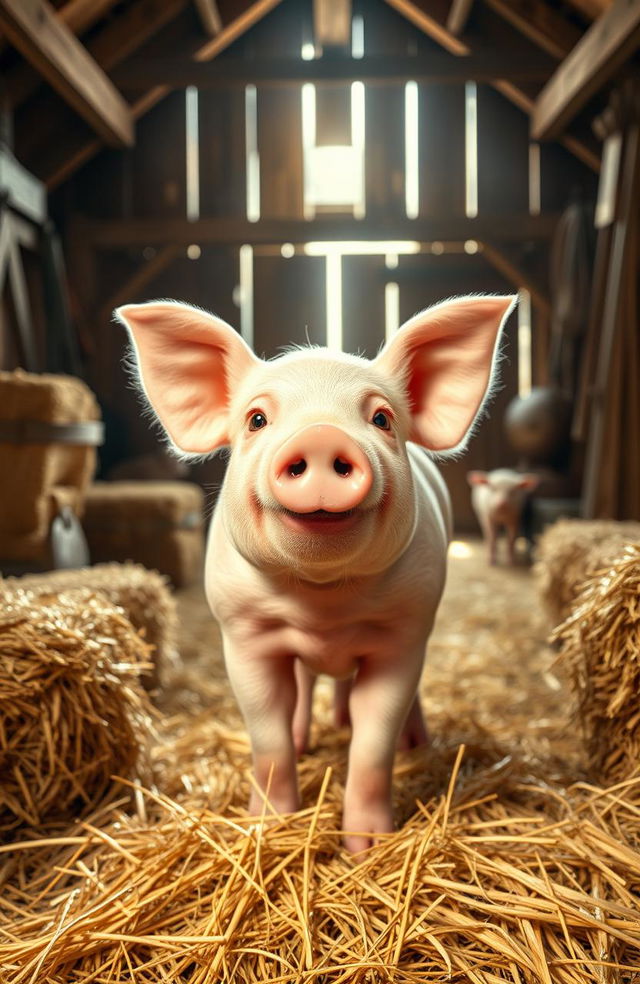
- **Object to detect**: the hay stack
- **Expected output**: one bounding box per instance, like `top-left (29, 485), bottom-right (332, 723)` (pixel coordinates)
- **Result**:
top-left (534, 518), bottom-right (640, 625)
top-left (6, 562), bottom-right (179, 686)
top-left (0, 369), bottom-right (102, 566)
top-left (1, 728), bottom-right (640, 983)
top-left (552, 545), bottom-right (640, 784)
top-left (0, 587), bottom-right (155, 835)
top-left (83, 481), bottom-right (205, 588)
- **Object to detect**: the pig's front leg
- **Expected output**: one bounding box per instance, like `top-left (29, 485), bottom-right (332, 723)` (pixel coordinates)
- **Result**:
top-left (506, 521), bottom-right (518, 565)
top-left (343, 651), bottom-right (424, 853)
top-left (224, 648), bottom-right (300, 816)
top-left (292, 659), bottom-right (316, 755)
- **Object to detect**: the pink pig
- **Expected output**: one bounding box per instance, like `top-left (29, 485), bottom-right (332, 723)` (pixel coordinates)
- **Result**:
top-left (118, 294), bottom-right (515, 852)
top-left (468, 468), bottom-right (539, 565)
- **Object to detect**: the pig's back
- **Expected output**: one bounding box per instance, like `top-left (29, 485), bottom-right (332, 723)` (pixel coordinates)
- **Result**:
top-left (407, 444), bottom-right (452, 544)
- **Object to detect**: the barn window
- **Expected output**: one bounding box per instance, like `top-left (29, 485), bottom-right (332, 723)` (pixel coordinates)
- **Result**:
top-left (245, 84), bottom-right (260, 222)
top-left (302, 83), bottom-right (365, 219)
top-left (185, 86), bottom-right (200, 222)
top-left (465, 81), bottom-right (478, 218)
top-left (405, 81), bottom-right (419, 219)
top-left (518, 288), bottom-right (532, 398)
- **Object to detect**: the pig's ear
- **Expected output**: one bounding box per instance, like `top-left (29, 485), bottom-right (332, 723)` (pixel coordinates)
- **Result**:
top-left (115, 300), bottom-right (259, 455)
top-left (375, 295), bottom-right (517, 452)
top-left (467, 471), bottom-right (489, 486)
top-left (517, 474), bottom-right (540, 491)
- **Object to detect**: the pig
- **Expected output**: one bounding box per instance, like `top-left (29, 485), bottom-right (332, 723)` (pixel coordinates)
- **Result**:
top-left (117, 294), bottom-right (516, 852)
top-left (467, 468), bottom-right (540, 565)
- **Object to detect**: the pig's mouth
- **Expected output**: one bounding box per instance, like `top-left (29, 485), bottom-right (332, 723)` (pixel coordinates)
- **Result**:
top-left (278, 507), bottom-right (362, 535)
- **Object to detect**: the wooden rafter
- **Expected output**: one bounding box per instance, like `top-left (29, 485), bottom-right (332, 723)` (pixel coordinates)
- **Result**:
top-left (383, 0), bottom-right (600, 171)
top-left (59, 0), bottom-right (119, 35)
top-left (97, 244), bottom-right (184, 324)
top-left (8, 0), bottom-right (188, 108)
top-left (42, 0), bottom-right (283, 188)
top-left (532, 0), bottom-right (640, 141)
top-left (446, 0), bottom-right (475, 36)
top-left (481, 241), bottom-right (550, 315)
top-left (0, 0), bottom-right (133, 147)
top-left (483, 0), bottom-right (582, 61)
top-left (193, 0), bottom-right (222, 37)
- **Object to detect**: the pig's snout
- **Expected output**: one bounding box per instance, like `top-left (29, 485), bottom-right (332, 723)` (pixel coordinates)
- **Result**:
top-left (270, 425), bottom-right (373, 514)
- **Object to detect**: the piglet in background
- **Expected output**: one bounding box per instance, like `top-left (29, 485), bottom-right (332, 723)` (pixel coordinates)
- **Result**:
top-left (468, 468), bottom-right (540, 565)
top-left (118, 294), bottom-right (516, 852)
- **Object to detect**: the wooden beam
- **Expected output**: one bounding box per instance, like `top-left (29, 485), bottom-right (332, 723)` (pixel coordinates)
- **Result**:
top-left (314, 0), bottom-right (352, 48)
top-left (193, 0), bottom-right (222, 37)
top-left (446, 0), bottom-right (475, 36)
top-left (483, 0), bottom-right (581, 61)
top-left (0, 0), bottom-right (133, 147)
top-left (59, 0), bottom-right (119, 35)
top-left (97, 243), bottom-right (183, 323)
top-left (532, 0), bottom-right (640, 141)
top-left (383, 0), bottom-right (600, 171)
top-left (8, 0), bottom-right (188, 107)
top-left (114, 51), bottom-right (555, 88)
top-left (42, 0), bottom-right (281, 188)
top-left (384, 0), bottom-right (468, 55)
top-left (77, 213), bottom-right (559, 248)
top-left (481, 241), bottom-right (550, 315)
top-left (195, 0), bottom-right (283, 61)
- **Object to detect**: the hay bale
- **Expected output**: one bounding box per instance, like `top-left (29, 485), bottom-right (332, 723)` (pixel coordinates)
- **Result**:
top-left (83, 481), bottom-right (205, 587)
top-left (0, 587), bottom-right (155, 835)
top-left (7, 562), bottom-right (178, 687)
top-left (534, 518), bottom-right (640, 624)
top-left (0, 369), bottom-right (102, 566)
top-left (552, 545), bottom-right (640, 784)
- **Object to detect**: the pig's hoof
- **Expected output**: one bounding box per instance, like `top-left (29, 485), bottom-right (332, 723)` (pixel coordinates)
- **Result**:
top-left (342, 804), bottom-right (394, 854)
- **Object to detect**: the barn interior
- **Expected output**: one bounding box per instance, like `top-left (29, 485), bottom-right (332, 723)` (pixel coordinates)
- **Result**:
top-left (1, 1), bottom-right (640, 981)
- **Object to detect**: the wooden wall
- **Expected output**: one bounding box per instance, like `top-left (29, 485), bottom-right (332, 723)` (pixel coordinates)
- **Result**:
top-left (39, 0), bottom-right (597, 529)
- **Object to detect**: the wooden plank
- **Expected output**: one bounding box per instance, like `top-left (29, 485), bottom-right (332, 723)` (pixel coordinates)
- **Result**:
top-left (114, 50), bottom-right (555, 87)
top-left (78, 213), bottom-right (559, 247)
top-left (341, 254), bottom-right (386, 358)
top-left (257, 88), bottom-right (304, 219)
top-left (314, 0), bottom-right (351, 48)
top-left (582, 122), bottom-right (640, 517)
top-left (384, 0), bottom-right (468, 55)
top-left (0, 0), bottom-right (133, 147)
top-left (8, 0), bottom-right (187, 115)
top-left (193, 0), bottom-right (222, 37)
top-left (446, 0), bottom-right (475, 36)
top-left (40, 1), bottom-right (284, 188)
top-left (481, 241), bottom-right (550, 315)
top-left (476, 84), bottom-right (529, 215)
top-left (253, 254), bottom-right (325, 358)
top-left (483, 0), bottom-right (581, 60)
top-left (419, 84), bottom-right (466, 217)
top-left (365, 85), bottom-right (405, 220)
top-left (532, 1), bottom-right (640, 141)
top-left (198, 88), bottom-right (246, 218)
top-left (59, 0), bottom-right (120, 35)
top-left (195, 0), bottom-right (284, 61)
top-left (97, 244), bottom-right (183, 324)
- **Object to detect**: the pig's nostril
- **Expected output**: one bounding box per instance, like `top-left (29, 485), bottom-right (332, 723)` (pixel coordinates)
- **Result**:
top-left (288, 459), bottom-right (307, 477)
top-left (333, 457), bottom-right (353, 477)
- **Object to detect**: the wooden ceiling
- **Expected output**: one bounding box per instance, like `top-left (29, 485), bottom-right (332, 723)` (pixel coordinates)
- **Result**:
top-left (0, 0), bottom-right (637, 189)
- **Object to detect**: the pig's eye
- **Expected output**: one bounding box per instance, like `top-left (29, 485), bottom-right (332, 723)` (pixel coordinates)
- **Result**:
top-left (248, 411), bottom-right (268, 431)
top-left (371, 410), bottom-right (391, 430)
